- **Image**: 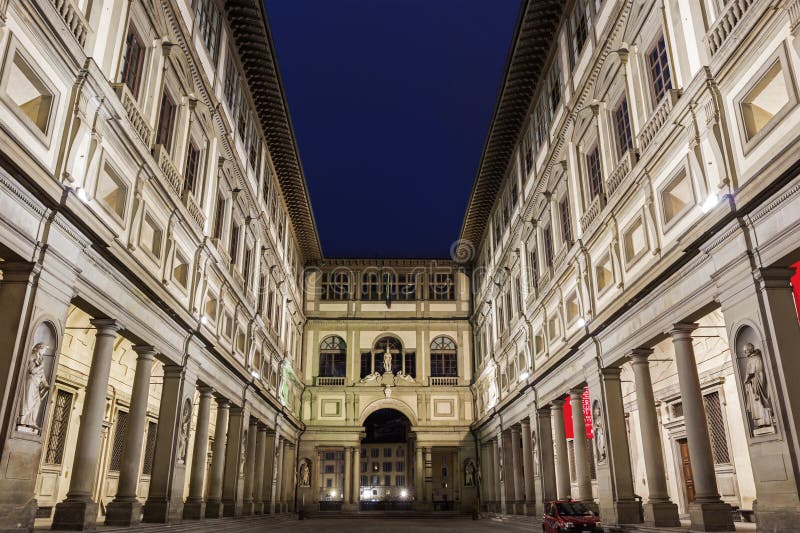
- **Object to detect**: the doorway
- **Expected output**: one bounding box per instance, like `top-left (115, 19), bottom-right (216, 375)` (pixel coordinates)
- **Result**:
top-left (359, 408), bottom-right (412, 511)
top-left (678, 438), bottom-right (695, 504)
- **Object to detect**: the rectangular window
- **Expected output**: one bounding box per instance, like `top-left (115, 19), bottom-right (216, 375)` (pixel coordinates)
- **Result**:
top-left (587, 146), bottom-right (604, 199)
top-left (429, 272), bottom-right (455, 301)
top-left (397, 273), bottom-right (416, 301)
top-left (559, 196), bottom-right (572, 245)
top-left (223, 51), bottom-right (238, 112)
top-left (360, 351), bottom-right (372, 378)
top-left (371, 448), bottom-right (380, 458)
top-left (384, 475), bottom-right (391, 486)
top-left (430, 352), bottom-right (457, 377)
top-left (661, 168), bottom-right (694, 225)
top-left (570, 0), bottom-right (588, 66)
top-left (396, 475), bottom-right (405, 486)
top-left (614, 97), bottom-right (633, 157)
top-left (257, 273), bottom-right (266, 315)
top-left (229, 223), bottom-right (240, 264)
top-left (704, 391), bottom-right (731, 465)
top-left (361, 272), bottom-right (381, 301)
top-left (4, 50), bottom-right (55, 136)
top-left (120, 27), bottom-right (145, 98)
top-left (243, 246), bottom-right (252, 287)
top-left (396, 461), bottom-right (404, 471)
top-left (195, 0), bottom-right (221, 64)
top-left (44, 390), bottom-right (73, 465)
top-left (384, 447), bottom-right (392, 457)
top-left (648, 35), bottom-right (673, 104)
top-left (155, 90), bottom-right (177, 151)
top-left (404, 351), bottom-right (416, 378)
top-left (212, 192), bottom-right (225, 240)
top-left (383, 462), bottom-right (392, 472)
top-left (183, 140), bottom-right (201, 195)
top-left (740, 59), bottom-right (793, 141)
top-left (236, 91), bottom-right (248, 140)
top-left (321, 272), bottom-right (350, 301)
top-left (543, 225), bottom-right (554, 267)
top-left (319, 353), bottom-right (346, 377)
top-left (528, 249), bottom-right (538, 291)
top-left (141, 421), bottom-right (157, 475)
top-left (109, 411), bottom-right (129, 472)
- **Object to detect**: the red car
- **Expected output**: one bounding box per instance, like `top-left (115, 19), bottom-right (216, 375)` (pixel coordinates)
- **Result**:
top-left (542, 500), bottom-right (602, 532)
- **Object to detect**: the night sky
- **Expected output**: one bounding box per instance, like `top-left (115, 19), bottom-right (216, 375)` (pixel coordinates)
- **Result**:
top-left (264, 0), bottom-right (521, 258)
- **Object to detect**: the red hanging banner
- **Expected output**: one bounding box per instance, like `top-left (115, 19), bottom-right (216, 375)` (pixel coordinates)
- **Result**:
top-left (562, 386), bottom-right (593, 439)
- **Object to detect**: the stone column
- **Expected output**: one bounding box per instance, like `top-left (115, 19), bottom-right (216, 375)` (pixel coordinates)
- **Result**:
top-left (261, 430), bottom-right (276, 513)
top-left (630, 349), bottom-right (679, 527)
top-left (352, 447), bottom-right (361, 506)
top-left (241, 418), bottom-right (258, 515)
top-left (414, 443), bottom-right (424, 505)
top-left (272, 436), bottom-right (284, 513)
top-left (106, 346), bottom-right (157, 526)
top-left (282, 442), bottom-right (296, 512)
top-left (221, 406), bottom-right (246, 517)
top-left (142, 363), bottom-right (198, 523)
top-left (520, 419), bottom-right (536, 514)
top-left (510, 427), bottom-right (524, 513)
top-left (253, 425), bottom-right (267, 514)
top-left (205, 397), bottom-right (229, 518)
top-left (423, 447), bottom-right (433, 505)
top-left (492, 435), bottom-right (503, 513)
top-left (570, 388), bottom-right (594, 507)
top-left (52, 319), bottom-right (121, 531)
top-left (550, 399), bottom-right (571, 500)
top-left (596, 368), bottom-right (641, 525)
top-left (343, 446), bottom-right (352, 508)
top-left (183, 386), bottom-right (213, 519)
top-left (482, 442), bottom-right (495, 508)
top-left (535, 408), bottom-right (557, 508)
top-left (670, 324), bottom-right (734, 531)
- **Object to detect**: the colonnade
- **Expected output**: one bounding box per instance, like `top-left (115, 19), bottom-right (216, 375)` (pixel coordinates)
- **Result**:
top-left (481, 324), bottom-right (736, 531)
top-left (49, 319), bottom-right (297, 530)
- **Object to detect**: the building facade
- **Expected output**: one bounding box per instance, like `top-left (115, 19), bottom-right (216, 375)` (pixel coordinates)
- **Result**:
top-left (464, 1), bottom-right (800, 532)
top-left (1, 0), bottom-right (800, 532)
top-left (0, 0), bottom-right (314, 530)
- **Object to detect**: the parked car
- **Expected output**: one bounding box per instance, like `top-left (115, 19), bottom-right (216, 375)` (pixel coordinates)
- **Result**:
top-left (542, 500), bottom-right (602, 532)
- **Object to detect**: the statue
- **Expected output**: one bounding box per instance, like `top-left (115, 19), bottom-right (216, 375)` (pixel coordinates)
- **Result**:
top-left (383, 344), bottom-right (392, 374)
top-left (360, 371), bottom-right (382, 384)
top-left (18, 342), bottom-right (50, 430)
top-left (395, 369), bottom-right (415, 384)
top-left (592, 400), bottom-right (607, 463)
top-left (299, 459), bottom-right (311, 487)
top-left (464, 460), bottom-right (475, 486)
top-left (177, 399), bottom-right (191, 462)
top-left (239, 431), bottom-right (248, 476)
top-left (742, 342), bottom-right (773, 432)
top-left (531, 431), bottom-right (539, 477)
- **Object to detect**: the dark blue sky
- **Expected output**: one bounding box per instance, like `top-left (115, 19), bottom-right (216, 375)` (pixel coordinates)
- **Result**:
top-left (264, 0), bottom-right (521, 258)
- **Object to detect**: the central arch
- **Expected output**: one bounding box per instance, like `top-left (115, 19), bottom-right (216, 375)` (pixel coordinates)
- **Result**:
top-left (358, 398), bottom-right (418, 427)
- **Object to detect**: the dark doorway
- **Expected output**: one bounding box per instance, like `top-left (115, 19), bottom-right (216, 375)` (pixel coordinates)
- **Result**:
top-left (360, 409), bottom-right (413, 511)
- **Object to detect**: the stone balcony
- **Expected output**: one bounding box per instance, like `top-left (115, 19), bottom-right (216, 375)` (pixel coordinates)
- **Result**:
top-left (705, 0), bottom-right (757, 56)
top-left (112, 83), bottom-right (153, 147)
top-left (429, 376), bottom-right (458, 386)
top-left (49, 0), bottom-right (89, 46)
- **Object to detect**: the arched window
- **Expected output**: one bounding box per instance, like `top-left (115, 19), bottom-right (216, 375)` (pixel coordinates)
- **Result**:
top-left (430, 336), bottom-right (457, 377)
top-left (360, 335), bottom-right (416, 378)
top-left (319, 336), bottom-right (346, 377)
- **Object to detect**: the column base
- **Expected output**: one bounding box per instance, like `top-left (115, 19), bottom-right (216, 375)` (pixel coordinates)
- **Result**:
top-left (253, 502), bottom-right (265, 514)
top-left (643, 500), bottom-right (680, 528)
top-left (52, 499), bottom-right (99, 531)
top-left (241, 501), bottom-right (255, 516)
top-left (105, 498), bottom-right (143, 526)
top-left (182, 500), bottom-right (206, 520)
top-left (523, 501), bottom-right (537, 515)
top-left (222, 499), bottom-right (241, 517)
top-left (414, 501), bottom-right (432, 511)
top-left (688, 500), bottom-right (735, 531)
top-left (205, 500), bottom-right (224, 518)
top-left (613, 499), bottom-right (643, 525)
top-left (142, 498), bottom-right (183, 524)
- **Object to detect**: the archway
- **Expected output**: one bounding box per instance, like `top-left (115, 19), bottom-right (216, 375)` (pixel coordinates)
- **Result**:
top-left (359, 408), bottom-right (413, 511)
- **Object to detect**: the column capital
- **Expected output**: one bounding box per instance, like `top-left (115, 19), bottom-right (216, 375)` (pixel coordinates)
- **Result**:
top-left (754, 266), bottom-right (795, 288)
top-left (257, 423), bottom-right (269, 432)
top-left (197, 384), bottom-right (214, 396)
top-left (215, 396), bottom-right (231, 408)
top-left (90, 318), bottom-right (122, 335)
top-left (520, 418), bottom-right (531, 429)
top-left (511, 425), bottom-right (521, 436)
top-left (550, 397), bottom-right (567, 409)
top-left (668, 322), bottom-right (699, 339)
top-left (628, 348), bottom-right (654, 364)
top-left (600, 366), bottom-right (622, 380)
top-left (248, 417), bottom-right (259, 427)
top-left (569, 386), bottom-right (585, 399)
top-left (132, 345), bottom-right (157, 360)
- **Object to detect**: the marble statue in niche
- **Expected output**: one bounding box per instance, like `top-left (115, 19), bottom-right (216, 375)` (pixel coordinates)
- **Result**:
top-left (464, 459), bottom-right (476, 486)
top-left (383, 344), bottom-right (392, 374)
top-left (18, 342), bottom-right (51, 432)
top-left (741, 342), bottom-right (774, 435)
top-left (177, 398), bottom-right (192, 463)
top-left (299, 459), bottom-right (311, 487)
top-left (592, 400), bottom-right (607, 463)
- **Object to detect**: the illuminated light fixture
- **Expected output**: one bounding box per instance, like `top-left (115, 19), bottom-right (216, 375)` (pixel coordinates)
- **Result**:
top-left (330, 491), bottom-right (337, 498)
top-left (519, 371), bottom-right (530, 381)
top-left (75, 186), bottom-right (90, 203)
top-left (400, 489), bottom-right (408, 498)
top-left (575, 317), bottom-right (587, 328)
top-left (250, 369), bottom-right (260, 380)
top-left (200, 316), bottom-right (209, 325)
top-left (701, 193), bottom-right (719, 213)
